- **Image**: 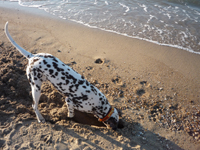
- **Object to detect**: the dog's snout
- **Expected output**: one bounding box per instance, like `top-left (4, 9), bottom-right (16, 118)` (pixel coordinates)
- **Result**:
top-left (112, 127), bottom-right (117, 131)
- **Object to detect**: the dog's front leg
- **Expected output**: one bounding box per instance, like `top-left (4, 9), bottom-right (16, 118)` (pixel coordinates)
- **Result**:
top-left (65, 97), bottom-right (74, 118)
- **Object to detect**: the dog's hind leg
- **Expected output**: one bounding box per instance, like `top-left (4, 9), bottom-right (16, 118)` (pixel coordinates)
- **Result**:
top-left (31, 83), bottom-right (45, 123)
top-left (27, 71), bottom-right (45, 123)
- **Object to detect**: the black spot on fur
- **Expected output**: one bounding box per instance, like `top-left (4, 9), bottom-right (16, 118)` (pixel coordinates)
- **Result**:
top-left (78, 80), bottom-right (84, 85)
top-left (67, 75), bottom-right (77, 84)
top-left (43, 60), bottom-right (47, 64)
top-left (71, 94), bottom-right (89, 108)
top-left (55, 72), bottom-right (58, 76)
top-left (33, 68), bottom-right (37, 76)
top-left (44, 55), bottom-right (54, 59)
top-left (52, 62), bottom-right (64, 72)
top-left (69, 84), bottom-right (79, 93)
top-left (36, 68), bottom-right (43, 73)
top-left (52, 62), bottom-right (57, 67)
top-left (53, 57), bottom-right (58, 62)
top-left (64, 92), bottom-right (73, 97)
top-left (90, 85), bottom-right (97, 95)
top-left (52, 62), bottom-right (59, 70)
top-left (49, 69), bottom-right (54, 75)
top-left (65, 80), bottom-right (70, 85)
top-left (92, 107), bottom-right (96, 112)
top-left (36, 84), bottom-right (40, 90)
top-left (47, 64), bottom-right (51, 68)
top-left (86, 81), bottom-right (89, 86)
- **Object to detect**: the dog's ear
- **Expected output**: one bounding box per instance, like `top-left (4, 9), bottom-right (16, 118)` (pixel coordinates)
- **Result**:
top-left (115, 107), bottom-right (122, 117)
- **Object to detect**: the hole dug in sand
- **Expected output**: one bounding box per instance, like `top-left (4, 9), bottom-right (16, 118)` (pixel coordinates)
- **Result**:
top-left (49, 106), bottom-right (124, 129)
top-left (136, 89), bottom-right (145, 96)
top-left (72, 109), bottom-right (124, 129)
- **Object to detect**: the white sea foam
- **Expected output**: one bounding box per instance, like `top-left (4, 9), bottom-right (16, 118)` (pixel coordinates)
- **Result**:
top-left (119, 2), bottom-right (130, 13)
top-left (105, 1), bottom-right (108, 5)
top-left (138, 4), bottom-right (148, 12)
top-left (4, 0), bottom-right (200, 55)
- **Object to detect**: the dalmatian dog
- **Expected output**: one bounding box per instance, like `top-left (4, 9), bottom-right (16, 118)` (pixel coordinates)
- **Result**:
top-left (4, 22), bottom-right (119, 130)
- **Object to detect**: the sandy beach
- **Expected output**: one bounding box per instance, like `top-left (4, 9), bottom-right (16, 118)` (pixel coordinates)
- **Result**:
top-left (0, 3), bottom-right (200, 150)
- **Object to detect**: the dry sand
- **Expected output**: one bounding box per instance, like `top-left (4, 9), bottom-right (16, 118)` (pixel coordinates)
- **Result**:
top-left (0, 4), bottom-right (200, 150)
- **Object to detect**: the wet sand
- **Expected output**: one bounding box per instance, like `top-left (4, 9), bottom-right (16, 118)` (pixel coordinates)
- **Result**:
top-left (0, 3), bottom-right (200, 150)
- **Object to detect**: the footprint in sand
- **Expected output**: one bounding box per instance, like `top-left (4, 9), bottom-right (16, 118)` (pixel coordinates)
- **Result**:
top-left (94, 58), bottom-right (104, 64)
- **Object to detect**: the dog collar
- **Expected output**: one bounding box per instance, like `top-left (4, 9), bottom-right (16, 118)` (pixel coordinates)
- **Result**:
top-left (99, 106), bottom-right (114, 122)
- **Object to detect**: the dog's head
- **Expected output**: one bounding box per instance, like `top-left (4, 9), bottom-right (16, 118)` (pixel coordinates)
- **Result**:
top-left (103, 108), bottom-right (119, 130)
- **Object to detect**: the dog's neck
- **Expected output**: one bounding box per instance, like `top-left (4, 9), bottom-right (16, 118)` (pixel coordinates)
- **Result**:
top-left (93, 104), bottom-right (112, 120)
top-left (98, 106), bottom-right (114, 122)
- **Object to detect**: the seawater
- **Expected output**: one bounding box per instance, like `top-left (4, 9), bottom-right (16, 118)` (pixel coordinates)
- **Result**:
top-left (3, 0), bottom-right (200, 54)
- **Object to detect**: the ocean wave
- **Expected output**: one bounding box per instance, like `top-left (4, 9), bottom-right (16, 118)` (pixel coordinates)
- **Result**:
top-left (3, 0), bottom-right (200, 54)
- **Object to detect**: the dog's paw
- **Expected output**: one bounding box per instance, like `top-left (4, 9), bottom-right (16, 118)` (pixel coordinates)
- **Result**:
top-left (38, 118), bottom-right (46, 123)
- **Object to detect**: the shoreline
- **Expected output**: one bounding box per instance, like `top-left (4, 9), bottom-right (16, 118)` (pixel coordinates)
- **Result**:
top-left (3, 1), bottom-right (200, 55)
top-left (0, 3), bottom-right (200, 150)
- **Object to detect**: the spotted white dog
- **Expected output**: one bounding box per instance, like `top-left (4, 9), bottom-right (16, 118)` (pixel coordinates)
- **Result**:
top-left (5, 22), bottom-right (119, 130)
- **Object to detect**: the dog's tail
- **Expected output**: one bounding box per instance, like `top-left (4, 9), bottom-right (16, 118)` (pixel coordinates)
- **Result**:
top-left (4, 22), bottom-right (33, 59)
